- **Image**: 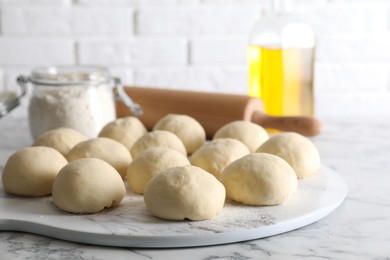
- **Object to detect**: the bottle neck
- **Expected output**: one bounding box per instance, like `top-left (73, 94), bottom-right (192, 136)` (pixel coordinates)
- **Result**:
top-left (269, 0), bottom-right (292, 15)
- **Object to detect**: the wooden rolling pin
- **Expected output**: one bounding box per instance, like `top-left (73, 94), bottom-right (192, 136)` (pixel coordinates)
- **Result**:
top-left (116, 86), bottom-right (322, 138)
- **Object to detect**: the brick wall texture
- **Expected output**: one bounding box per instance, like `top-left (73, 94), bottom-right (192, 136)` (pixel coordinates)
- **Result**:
top-left (1, 0), bottom-right (390, 117)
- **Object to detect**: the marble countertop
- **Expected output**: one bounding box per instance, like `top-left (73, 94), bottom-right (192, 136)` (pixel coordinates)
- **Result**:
top-left (0, 111), bottom-right (389, 259)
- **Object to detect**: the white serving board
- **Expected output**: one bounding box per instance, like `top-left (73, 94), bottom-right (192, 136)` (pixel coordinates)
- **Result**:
top-left (0, 165), bottom-right (347, 248)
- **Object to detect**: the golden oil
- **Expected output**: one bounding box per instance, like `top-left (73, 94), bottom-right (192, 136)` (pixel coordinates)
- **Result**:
top-left (248, 46), bottom-right (314, 117)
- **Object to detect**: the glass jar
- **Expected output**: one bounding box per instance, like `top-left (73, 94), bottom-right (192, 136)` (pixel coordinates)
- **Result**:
top-left (248, 0), bottom-right (315, 117)
top-left (18, 65), bottom-right (142, 139)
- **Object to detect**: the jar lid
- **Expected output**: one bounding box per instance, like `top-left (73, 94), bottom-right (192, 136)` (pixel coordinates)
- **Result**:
top-left (30, 65), bottom-right (111, 85)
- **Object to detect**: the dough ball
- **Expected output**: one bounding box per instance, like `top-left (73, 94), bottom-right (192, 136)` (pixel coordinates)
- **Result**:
top-left (189, 138), bottom-right (250, 179)
top-left (213, 120), bottom-right (269, 152)
top-left (32, 127), bottom-right (87, 156)
top-left (98, 117), bottom-right (147, 151)
top-left (2, 147), bottom-right (67, 197)
top-left (130, 130), bottom-right (186, 159)
top-left (127, 147), bottom-right (190, 194)
top-left (153, 114), bottom-right (206, 155)
top-left (144, 165), bottom-right (225, 221)
top-left (66, 137), bottom-right (132, 179)
top-left (220, 153), bottom-right (297, 206)
top-left (52, 158), bottom-right (126, 213)
top-left (256, 132), bottom-right (321, 179)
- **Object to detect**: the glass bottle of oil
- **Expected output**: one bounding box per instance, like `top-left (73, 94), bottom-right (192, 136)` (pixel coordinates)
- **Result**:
top-left (248, 0), bottom-right (315, 117)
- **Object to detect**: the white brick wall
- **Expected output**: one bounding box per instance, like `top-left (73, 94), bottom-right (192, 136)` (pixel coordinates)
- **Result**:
top-left (77, 37), bottom-right (188, 65)
top-left (0, 37), bottom-right (74, 66)
top-left (1, 0), bottom-right (390, 117)
top-left (136, 6), bottom-right (260, 35)
top-left (190, 36), bottom-right (248, 64)
top-left (135, 66), bottom-right (248, 93)
top-left (2, 6), bottom-right (134, 35)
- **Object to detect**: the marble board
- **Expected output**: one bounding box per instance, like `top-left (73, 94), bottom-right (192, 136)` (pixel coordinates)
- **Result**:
top-left (0, 165), bottom-right (347, 248)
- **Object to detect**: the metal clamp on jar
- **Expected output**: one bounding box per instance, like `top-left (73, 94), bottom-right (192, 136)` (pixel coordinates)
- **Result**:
top-left (17, 65), bottom-right (143, 139)
top-left (0, 77), bottom-right (27, 119)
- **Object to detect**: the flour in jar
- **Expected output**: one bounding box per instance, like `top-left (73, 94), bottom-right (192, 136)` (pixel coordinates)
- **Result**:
top-left (29, 83), bottom-right (116, 139)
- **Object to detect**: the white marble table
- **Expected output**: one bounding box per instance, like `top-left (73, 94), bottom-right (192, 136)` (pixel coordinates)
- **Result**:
top-left (0, 110), bottom-right (389, 259)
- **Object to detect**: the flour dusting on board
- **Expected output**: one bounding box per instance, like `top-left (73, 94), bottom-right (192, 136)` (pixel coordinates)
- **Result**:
top-left (191, 203), bottom-right (275, 233)
top-left (0, 167), bottom-right (348, 247)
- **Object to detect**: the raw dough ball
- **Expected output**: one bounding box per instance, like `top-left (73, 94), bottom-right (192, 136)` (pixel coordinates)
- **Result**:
top-left (144, 165), bottom-right (226, 221)
top-left (220, 153), bottom-right (297, 206)
top-left (2, 147), bottom-right (68, 197)
top-left (127, 147), bottom-right (190, 194)
top-left (32, 127), bottom-right (87, 157)
top-left (256, 132), bottom-right (321, 179)
top-left (130, 130), bottom-right (186, 159)
top-left (66, 137), bottom-right (132, 179)
top-left (98, 117), bottom-right (147, 151)
top-left (52, 158), bottom-right (126, 213)
top-left (213, 120), bottom-right (269, 152)
top-left (153, 114), bottom-right (206, 155)
top-left (189, 138), bottom-right (250, 179)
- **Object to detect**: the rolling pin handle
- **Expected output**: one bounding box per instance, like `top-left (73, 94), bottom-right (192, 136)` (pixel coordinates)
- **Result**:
top-left (252, 111), bottom-right (322, 137)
